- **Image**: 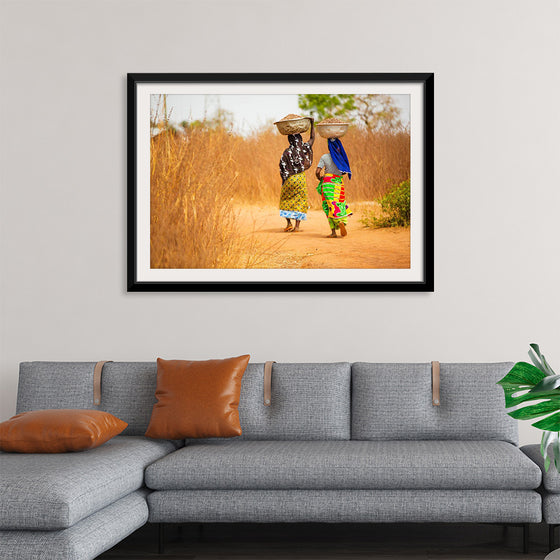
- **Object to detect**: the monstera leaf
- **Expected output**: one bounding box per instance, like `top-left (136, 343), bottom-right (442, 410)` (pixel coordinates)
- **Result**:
top-left (497, 344), bottom-right (560, 471)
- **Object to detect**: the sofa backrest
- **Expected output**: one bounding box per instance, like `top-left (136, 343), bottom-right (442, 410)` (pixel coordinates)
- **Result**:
top-left (17, 362), bottom-right (158, 436)
top-left (16, 361), bottom-right (352, 440)
top-left (16, 361), bottom-right (515, 443)
top-left (351, 362), bottom-right (517, 445)
top-left (236, 362), bottom-right (351, 440)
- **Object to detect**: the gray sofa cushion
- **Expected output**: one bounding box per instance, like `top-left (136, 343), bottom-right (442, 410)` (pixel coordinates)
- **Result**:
top-left (235, 363), bottom-right (351, 440)
top-left (522, 444), bottom-right (560, 493)
top-left (0, 436), bottom-right (176, 530)
top-left (17, 362), bottom-right (95, 412)
top-left (543, 493), bottom-right (560, 524)
top-left (16, 362), bottom-right (159, 436)
top-left (0, 490), bottom-right (148, 560)
top-left (97, 362), bottom-right (158, 436)
top-left (145, 440), bottom-right (540, 491)
top-left (148, 489), bottom-right (541, 523)
top-left (352, 363), bottom-right (517, 444)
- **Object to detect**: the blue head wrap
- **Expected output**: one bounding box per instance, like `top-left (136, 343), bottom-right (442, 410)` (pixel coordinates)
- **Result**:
top-left (328, 138), bottom-right (351, 179)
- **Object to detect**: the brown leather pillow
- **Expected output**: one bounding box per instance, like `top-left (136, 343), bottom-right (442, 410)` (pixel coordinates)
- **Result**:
top-left (145, 355), bottom-right (250, 439)
top-left (0, 409), bottom-right (128, 453)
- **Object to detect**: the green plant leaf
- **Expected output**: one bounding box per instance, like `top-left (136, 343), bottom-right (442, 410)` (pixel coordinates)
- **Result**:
top-left (530, 343), bottom-right (556, 376)
top-left (554, 439), bottom-right (560, 471)
top-left (497, 362), bottom-right (546, 388)
top-left (497, 347), bottom-right (560, 473)
top-left (533, 412), bottom-right (560, 431)
top-left (507, 401), bottom-right (560, 420)
top-left (530, 342), bottom-right (543, 357)
top-left (530, 374), bottom-right (560, 393)
top-left (501, 387), bottom-right (560, 408)
top-left (542, 433), bottom-right (560, 472)
top-left (543, 355), bottom-right (557, 376)
top-left (542, 431), bottom-right (557, 456)
top-left (529, 346), bottom-right (547, 373)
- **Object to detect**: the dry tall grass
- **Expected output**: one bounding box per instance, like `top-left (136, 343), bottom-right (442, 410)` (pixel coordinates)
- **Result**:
top-left (228, 125), bottom-right (410, 206)
top-left (150, 125), bottom-right (410, 268)
top-left (150, 129), bottom-right (243, 269)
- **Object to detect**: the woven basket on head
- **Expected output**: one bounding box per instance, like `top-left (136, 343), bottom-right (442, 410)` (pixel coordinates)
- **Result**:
top-left (274, 114), bottom-right (311, 135)
top-left (316, 118), bottom-right (349, 138)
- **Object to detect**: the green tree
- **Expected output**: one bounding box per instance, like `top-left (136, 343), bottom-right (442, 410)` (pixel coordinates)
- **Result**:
top-left (298, 94), bottom-right (402, 131)
top-left (298, 94), bottom-right (355, 121)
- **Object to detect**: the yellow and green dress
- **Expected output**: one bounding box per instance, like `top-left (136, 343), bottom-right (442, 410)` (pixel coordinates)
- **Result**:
top-left (316, 174), bottom-right (352, 229)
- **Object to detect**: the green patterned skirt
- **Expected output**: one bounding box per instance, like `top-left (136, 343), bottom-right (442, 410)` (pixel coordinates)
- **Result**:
top-left (316, 173), bottom-right (352, 229)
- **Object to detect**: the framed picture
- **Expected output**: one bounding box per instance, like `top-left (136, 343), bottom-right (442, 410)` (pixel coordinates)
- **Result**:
top-left (128, 73), bottom-right (433, 292)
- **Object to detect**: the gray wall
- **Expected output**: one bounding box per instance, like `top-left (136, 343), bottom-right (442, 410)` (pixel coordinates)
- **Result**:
top-left (1, 0), bottom-right (559, 445)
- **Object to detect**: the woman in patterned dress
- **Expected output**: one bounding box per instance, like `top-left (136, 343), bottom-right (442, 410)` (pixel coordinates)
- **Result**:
top-left (278, 118), bottom-right (315, 232)
top-left (315, 137), bottom-right (352, 238)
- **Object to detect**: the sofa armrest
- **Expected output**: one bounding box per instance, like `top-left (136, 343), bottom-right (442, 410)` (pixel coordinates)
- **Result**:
top-left (522, 444), bottom-right (560, 493)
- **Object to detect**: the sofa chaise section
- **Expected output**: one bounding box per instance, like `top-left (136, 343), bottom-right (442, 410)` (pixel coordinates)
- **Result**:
top-left (1, 361), bottom-right (180, 560)
top-left (0, 436), bottom-right (177, 530)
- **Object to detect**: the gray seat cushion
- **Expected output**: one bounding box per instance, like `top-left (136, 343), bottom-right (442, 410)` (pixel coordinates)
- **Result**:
top-left (0, 436), bottom-right (177, 530)
top-left (145, 440), bottom-right (541, 491)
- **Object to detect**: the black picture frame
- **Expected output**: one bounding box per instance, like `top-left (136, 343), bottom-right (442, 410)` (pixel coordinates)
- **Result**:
top-left (127, 73), bottom-right (434, 292)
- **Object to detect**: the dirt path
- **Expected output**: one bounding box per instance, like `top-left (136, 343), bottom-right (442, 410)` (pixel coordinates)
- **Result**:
top-left (236, 204), bottom-right (410, 269)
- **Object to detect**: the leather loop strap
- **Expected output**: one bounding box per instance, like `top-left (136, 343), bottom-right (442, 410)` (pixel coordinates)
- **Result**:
top-left (432, 361), bottom-right (440, 406)
top-left (93, 361), bottom-right (113, 406)
top-left (264, 361), bottom-right (276, 406)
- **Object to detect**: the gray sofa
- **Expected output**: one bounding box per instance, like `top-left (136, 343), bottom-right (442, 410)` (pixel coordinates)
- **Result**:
top-left (522, 444), bottom-right (560, 551)
top-left (0, 361), bottom-right (544, 559)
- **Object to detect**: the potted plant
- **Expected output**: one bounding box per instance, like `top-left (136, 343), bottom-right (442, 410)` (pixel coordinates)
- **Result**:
top-left (498, 344), bottom-right (560, 471)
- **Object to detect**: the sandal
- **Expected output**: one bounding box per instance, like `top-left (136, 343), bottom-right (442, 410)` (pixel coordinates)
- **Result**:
top-left (284, 225), bottom-right (294, 232)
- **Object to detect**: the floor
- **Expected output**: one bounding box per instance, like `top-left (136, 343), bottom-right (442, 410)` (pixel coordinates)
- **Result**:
top-left (99, 522), bottom-right (553, 559)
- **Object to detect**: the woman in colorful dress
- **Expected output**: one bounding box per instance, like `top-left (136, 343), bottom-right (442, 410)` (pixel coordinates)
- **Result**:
top-left (278, 118), bottom-right (315, 232)
top-left (315, 137), bottom-right (352, 238)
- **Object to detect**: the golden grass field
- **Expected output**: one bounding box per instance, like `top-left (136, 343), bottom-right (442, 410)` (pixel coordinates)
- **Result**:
top-left (150, 126), bottom-right (410, 269)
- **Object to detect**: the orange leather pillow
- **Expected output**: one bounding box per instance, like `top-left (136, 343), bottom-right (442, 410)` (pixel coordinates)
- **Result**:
top-left (145, 355), bottom-right (250, 439)
top-left (0, 409), bottom-right (128, 453)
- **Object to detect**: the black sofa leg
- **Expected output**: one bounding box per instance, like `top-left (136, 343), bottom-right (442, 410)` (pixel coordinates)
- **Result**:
top-left (550, 524), bottom-right (558, 553)
top-left (158, 523), bottom-right (165, 555)
top-left (523, 523), bottom-right (529, 554)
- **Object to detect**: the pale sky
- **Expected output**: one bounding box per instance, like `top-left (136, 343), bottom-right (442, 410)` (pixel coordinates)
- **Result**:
top-left (152, 94), bottom-right (410, 135)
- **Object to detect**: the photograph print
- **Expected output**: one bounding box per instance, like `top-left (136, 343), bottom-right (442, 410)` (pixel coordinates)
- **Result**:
top-left (128, 74), bottom-right (433, 291)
